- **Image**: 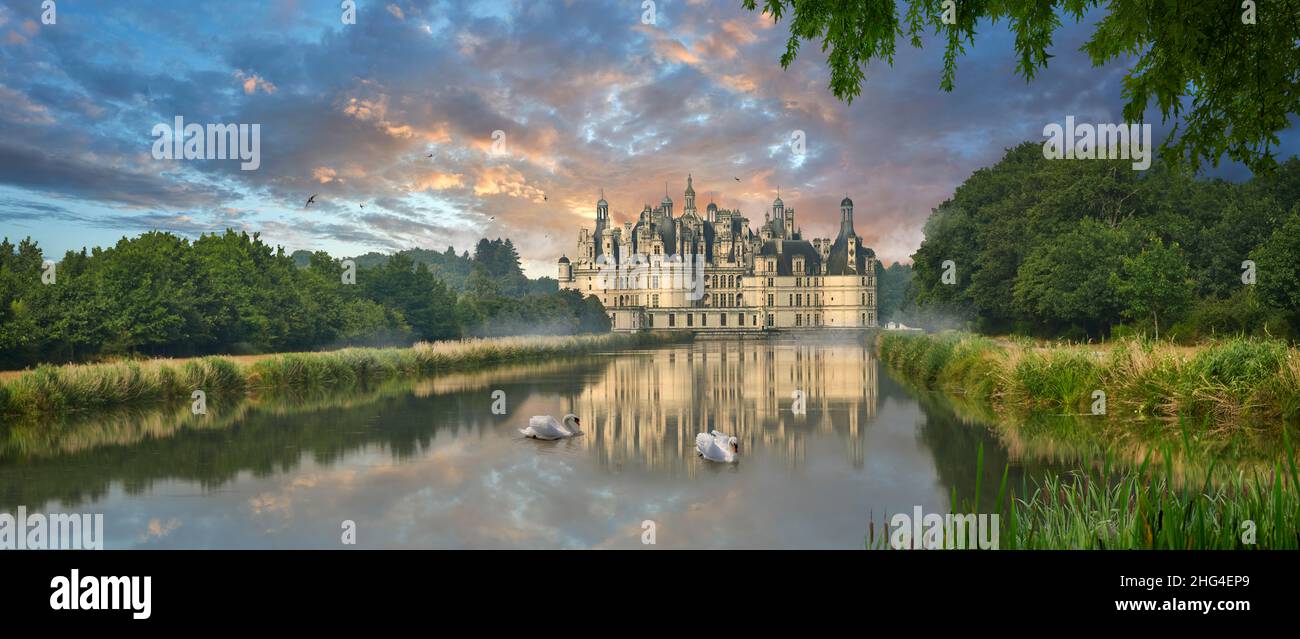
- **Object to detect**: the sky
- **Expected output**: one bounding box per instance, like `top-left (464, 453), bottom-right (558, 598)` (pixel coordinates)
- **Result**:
top-left (1, 0), bottom-right (1296, 278)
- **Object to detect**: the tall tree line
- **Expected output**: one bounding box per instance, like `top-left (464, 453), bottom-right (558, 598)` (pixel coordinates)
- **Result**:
top-left (907, 143), bottom-right (1300, 341)
top-left (0, 231), bottom-right (609, 369)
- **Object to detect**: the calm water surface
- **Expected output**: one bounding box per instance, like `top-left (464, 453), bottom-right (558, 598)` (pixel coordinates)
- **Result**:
top-left (0, 338), bottom-right (1067, 549)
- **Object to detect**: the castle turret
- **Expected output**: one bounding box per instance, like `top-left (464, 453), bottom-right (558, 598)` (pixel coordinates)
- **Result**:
top-left (839, 196), bottom-right (855, 237)
top-left (594, 191), bottom-right (609, 257)
top-left (684, 173), bottom-right (696, 215)
top-left (557, 255), bottom-right (572, 282)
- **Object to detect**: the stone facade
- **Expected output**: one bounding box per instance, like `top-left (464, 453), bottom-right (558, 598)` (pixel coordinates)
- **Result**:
top-left (557, 176), bottom-right (877, 332)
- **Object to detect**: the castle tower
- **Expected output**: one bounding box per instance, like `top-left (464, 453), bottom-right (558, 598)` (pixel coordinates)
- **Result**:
top-left (840, 196), bottom-right (856, 236)
top-left (594, 190), bottom-right (609, 257)
top-left (557, 255), bottom-right (572, 282)
top-left (842, 196), bottom-right (857, 273)
top-left (684, 173), bottom-right (696, 215)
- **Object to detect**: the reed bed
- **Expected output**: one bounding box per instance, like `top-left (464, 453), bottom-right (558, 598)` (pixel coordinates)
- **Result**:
top-left (877, 332), bottom-right (1300, 429)
top-left (1009, 459), bottom-right (1300, 549)
top-left (0, 332), bottom-right (689, 418)
top-left (865, 443), bottom-right (1300, 550)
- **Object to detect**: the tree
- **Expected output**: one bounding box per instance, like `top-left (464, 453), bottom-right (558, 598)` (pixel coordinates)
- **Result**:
top-left (875, 261), bottom-right (913, 323)
top-left (1113, 237), bottom-right (1195, 339)
top-left (904, 139), bottom-right (1298, 341)
top-left (1014, 218), bottom-right (1132, 337)
top-left (97, 232), bottom-right (205, 356)
top-left (1251, 207), bottom-right (1300, 317)
top-left (744, 0), bottom-right (1300, 172)
top-left (0, 232), bottom-right (609, 368)
top-left (359, 254), bottom-right (459, 342)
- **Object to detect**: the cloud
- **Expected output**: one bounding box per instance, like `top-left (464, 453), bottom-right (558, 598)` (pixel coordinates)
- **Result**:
top-left (234, 69), bottom-right (277, 95)
top-left (0, 0), bottom-right (1290, 272)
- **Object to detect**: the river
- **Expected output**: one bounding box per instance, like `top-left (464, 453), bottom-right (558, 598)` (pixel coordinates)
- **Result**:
top-left (0, 336), bottom-right (1069, 548)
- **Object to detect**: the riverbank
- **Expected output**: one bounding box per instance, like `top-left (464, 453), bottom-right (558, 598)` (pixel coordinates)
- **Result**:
top-left (874, 332), bottom-right (1300, 548)
top-left (876, 332), bottom-right (1300, 430)
top-left (0, 332), bottom-right (691, 419)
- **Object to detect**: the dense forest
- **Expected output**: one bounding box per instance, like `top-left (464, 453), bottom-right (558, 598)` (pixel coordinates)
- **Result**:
top-left (0, 233), bottom-right (609, 369)
top-left (874, 261), bottom-right (914, 325)
top-left (905, 143), bottom-right (1300, 342)
top-left (301, 243), bottom-right (558, 296)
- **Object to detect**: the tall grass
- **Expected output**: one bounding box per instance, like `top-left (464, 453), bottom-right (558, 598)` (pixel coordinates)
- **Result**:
top-left (0, 332), bottom-right (689, 418)
top-left (864, 442), bottom-right (1300, 550)
top-left (877, 332), bottom-right (1300, 429)
top-left (1007, 442), bottom-right (1300, 549)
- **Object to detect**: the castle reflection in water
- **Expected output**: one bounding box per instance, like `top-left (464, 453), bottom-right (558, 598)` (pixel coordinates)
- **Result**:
top-left (569, 338), bottom-right (878, 476)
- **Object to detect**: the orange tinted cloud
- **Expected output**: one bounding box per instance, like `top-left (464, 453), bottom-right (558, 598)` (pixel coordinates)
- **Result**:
top-left (414, 171), bottom-right (464, 191)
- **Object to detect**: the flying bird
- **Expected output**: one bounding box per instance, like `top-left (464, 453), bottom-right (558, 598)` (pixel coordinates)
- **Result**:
top-left (426, 153), bottom-right (433, 158)
top-left (734, 177), bottom-right (741, 181)
top-left (304, 194), bottom-right (318, 208)
top-left (359, 203), bottom-right (365, 209)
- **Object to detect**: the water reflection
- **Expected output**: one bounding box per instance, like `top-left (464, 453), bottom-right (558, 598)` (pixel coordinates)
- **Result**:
top-left (575, 339), bottom-right (877, 475)
top-left (0, 338), bottom-right (1073, 548)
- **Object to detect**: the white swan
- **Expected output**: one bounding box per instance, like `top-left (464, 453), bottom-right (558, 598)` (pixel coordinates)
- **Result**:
top-left (520, 414), bottom-right (583, 440)
top-left (696, 431), bottom-right (739, 463)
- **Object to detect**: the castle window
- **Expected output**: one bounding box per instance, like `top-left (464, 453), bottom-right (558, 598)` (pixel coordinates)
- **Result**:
top-left (652, 294), bottom-right (659, 307)
top-left (701, 314), bottom-right (707, 326)
top-left (720, 313), bottom-right (727, 327)
top-left (796, 314), bottom-right (802, 327)
top-left (766, 313), bottom-right (774, 327)
top-left (669, 314), bottom-right (676, 327)
top-left (767, 294), bottom-right (774, 306)
top-left (796, 294), bottom-right (802, 307)
top-left (738, 313), bottom-right (744, 326)
top-left (687, 314), bottom-right (694, 327)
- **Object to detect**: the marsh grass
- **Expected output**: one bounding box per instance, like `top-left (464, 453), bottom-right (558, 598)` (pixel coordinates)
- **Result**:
top-left (865, 440), bottom-right (1300, 550)
top-left (878, 332), bottom-right (1300, 429)
top-left (1006, 442), bottom-right (1300, 549)
top-left (0, 332), bottom-right (689, 418)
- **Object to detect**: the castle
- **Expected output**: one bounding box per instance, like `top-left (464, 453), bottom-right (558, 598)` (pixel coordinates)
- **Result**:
top-left (557, 175), bottom-right (877, 333)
